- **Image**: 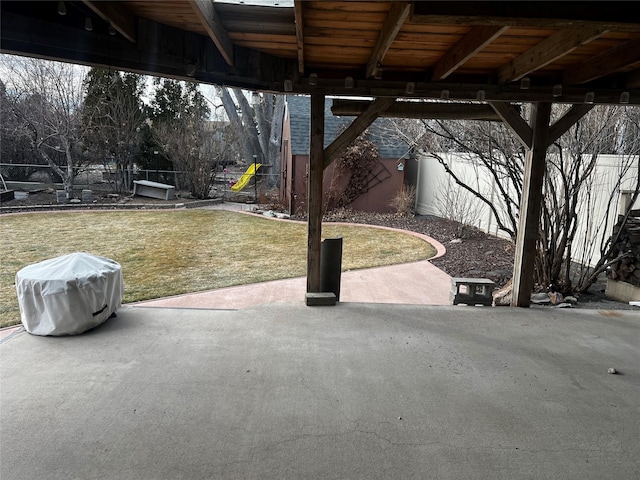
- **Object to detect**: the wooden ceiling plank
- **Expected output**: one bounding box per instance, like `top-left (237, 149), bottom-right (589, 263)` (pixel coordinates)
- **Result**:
top-left (431, 25), bottom-right (508, 80)
top-left (303, 8), bottom-right (387, 22)
top-left (294, 0), bottom-right (304, 73)
top-left (303, 19), bottom-right (384, 31)
top-left (563, 36), bottom-right (640, 84)
top-left (498, 28), bottom-right (606, 83)
top-left (189, 0), bottom-right (234, 66)
top-left (366, 1), bottom-right (412, 79)
top-left (228, 32), bottom-right (296, 44)
top-left (218, 7), bottom-right (295, 35)
top-left (82, 1), bottom-right (136, 43)
top-left (233, 41), bottom-right (297, 52)
top-left (305, 1), bottom-right (390, 13)
top-left (304, 37), bottom-right (376, 48)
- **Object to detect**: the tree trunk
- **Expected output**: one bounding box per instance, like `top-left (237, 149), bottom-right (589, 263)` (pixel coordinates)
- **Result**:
top-left (220, 88), bottom-right (258, 163)
top-left (232, 88), bottom-right (264, 160)
top-left (34, 140), bottom-right (69, 193)
top-left (265, 95), bottom-right (285, 189)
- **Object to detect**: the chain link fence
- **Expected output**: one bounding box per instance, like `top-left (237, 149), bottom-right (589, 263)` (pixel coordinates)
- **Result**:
top-left (1, 163), bottom-right (280, 202)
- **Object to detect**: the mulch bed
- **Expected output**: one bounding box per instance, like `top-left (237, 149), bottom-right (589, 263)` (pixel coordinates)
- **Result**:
top-left (293, 208), bottom-right (515, 288)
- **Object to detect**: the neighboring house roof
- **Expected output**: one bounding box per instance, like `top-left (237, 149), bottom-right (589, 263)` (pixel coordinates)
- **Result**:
top-left (286, 95), bottom-right (411, 160)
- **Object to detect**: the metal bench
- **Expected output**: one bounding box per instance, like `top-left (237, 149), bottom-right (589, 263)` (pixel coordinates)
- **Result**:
top-left (450, 277), bottom-right (495, 306)
top-left (133, 180), bottom-right (175, 200)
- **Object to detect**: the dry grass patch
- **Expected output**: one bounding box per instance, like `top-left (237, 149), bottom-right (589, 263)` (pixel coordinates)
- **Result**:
top-left (1, 210), bottom-right (436, 328)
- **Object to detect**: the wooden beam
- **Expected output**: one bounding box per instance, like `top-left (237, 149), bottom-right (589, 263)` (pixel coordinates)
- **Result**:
top-left (189, 0), bottom-right (234, 66)
top-left (498, 28), bottom-right (605, 83)
top-left (563, 36), bottom-right (640, 85)
top-left (411, 2), bottom-right (640, 32)
top-left (625, 69), bottom-right (640, 89)
top-left (432, 26), bottom-right (508, 81)
top-left (511, 102), bottom-right (552, 307)
top-left (0, 7), bottom-right (289, 92)
top-left (331, 99), bottom-right (501, 121)
top-left (489, 102), bottom-right (532, 149)
top-left (81, 1), bottom-right (136, 42)
top-left (366, 2), bottom-right (411, 79)
top-left (307, 94), bottom-right (325, 294)
top-left (324, 97), bottom-right (396, 169)
top-left (548, 104), bottom-right (594, 145)
top-left (293, 0), bottom-right (305, 73)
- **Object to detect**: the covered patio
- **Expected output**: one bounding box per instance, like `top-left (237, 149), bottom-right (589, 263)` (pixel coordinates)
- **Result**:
top-left (2, 3), bottom-right (640, 478)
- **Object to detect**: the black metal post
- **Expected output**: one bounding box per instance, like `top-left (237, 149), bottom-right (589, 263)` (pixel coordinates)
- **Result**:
top-left (320, 237), bottom-right (343, 301)
top-left (253, 154), bottom-right (257, 203)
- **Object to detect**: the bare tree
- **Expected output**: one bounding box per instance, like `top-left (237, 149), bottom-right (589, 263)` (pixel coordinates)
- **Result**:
top-left (220, 88), bottom-right (284, 189)
top-left (567, 108), bottom-right (640, 292)
top-left (1, 56), bottom-right (88, 195)
top-left (0, 79), bottom-right (40, 181)
top-left (407, 115), bottom-right (523, 239)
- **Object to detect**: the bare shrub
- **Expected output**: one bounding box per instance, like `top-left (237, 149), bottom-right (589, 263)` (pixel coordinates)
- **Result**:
top-left (389, 184), bottom-right (416, 217)
top-left (436, 179), bottom-right (484, 237)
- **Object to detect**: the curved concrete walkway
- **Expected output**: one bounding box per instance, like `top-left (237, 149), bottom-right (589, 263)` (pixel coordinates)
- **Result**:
top-left (132, 258), bottom-right (451, 310)
top-left (132, 202), bottom-right (451, 310)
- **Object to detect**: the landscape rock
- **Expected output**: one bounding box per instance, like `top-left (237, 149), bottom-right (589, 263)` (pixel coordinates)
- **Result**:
top-left (531, 292), bottom-right (551, 304)
top-left (548, 291), bottom-right (564, 305)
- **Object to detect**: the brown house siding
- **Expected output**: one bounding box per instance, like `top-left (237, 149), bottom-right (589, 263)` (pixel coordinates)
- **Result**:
top-left (286, 155), bottom-right (406, 215)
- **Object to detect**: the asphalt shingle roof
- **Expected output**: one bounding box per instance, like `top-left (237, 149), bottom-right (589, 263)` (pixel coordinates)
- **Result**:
top-left (286, 95), bottom-right (411, 159)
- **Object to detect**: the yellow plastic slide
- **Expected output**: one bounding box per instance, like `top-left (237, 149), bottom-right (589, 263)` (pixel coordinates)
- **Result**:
top-left (230, 163), bottom-right (261, 192)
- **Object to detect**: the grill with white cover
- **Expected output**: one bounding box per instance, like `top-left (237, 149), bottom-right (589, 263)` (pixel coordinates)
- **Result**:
top-left (15, 252), bottom-right (123, 336)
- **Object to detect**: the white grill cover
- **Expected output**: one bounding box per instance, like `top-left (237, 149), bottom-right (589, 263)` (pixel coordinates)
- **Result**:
top-left (15, 252), bottom-right (123, 336)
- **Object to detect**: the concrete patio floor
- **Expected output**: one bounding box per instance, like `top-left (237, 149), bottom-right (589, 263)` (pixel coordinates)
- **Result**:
top-left (1, 302), bottom-right (639, 479)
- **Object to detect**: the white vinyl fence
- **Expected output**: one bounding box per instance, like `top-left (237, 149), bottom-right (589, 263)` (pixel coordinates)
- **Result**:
top-left (414, 153), bottom-right (639, 266)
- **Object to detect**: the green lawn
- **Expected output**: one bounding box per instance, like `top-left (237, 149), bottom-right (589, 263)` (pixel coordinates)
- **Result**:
top-left (1, 209), bottom-right (436, 328)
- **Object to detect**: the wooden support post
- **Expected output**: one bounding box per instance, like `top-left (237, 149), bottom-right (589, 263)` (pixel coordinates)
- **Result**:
top-left (493, 101), bottom-right (590, 307)
top-left (511, 102), bottom-right (552, 307)
top-left (306, 94), bottom-right (325, 294)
